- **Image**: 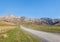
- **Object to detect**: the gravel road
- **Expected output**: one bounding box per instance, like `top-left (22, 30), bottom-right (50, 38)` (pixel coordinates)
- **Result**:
top-left (21, 26), bottom-right (60, 42)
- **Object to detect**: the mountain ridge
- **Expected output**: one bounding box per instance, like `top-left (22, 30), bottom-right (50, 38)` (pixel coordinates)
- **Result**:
top-left (0, 14), bottom-right (60, 25)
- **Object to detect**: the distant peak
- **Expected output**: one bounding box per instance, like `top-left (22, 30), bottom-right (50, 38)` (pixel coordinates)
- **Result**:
top-left (7, 14), bottom-right (14, 16)
top-left (6, 14), bottom-right (15, 18)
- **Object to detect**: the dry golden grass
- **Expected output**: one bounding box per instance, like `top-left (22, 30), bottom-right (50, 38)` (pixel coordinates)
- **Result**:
top-left (0, 26), bottom-right (16, 33)
top-left (0, 21), bottom-right (16, 26)
top-left (0, 21), bottom-right (16, 33)
top-left (0, 34), bottom-right (8, 39)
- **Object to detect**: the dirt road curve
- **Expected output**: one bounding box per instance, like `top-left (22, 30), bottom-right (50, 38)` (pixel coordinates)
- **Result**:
top-left (21, 26), bottom-right (60, 42)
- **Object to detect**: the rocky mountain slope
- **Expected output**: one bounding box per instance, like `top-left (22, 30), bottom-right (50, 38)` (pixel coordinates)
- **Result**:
top-left (0, 14), bottom-right (60, 25)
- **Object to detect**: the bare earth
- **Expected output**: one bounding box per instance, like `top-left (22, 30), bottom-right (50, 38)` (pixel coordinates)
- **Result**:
top-left (21, 26), bottom-right (60, 42)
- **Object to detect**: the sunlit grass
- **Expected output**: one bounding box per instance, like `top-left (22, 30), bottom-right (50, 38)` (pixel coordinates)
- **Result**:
top-left (0, 26), bottom-right (40, 42)
top-left (23, 23), bottom-right (60, 33)
top-left (0, 21), bottom-right (16, 33)
top-left (0, 21), bottom-right (16, 26)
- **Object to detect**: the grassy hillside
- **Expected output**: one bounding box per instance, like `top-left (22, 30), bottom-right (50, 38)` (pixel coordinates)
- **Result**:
top-left (0, 21), bottom-right (16, 33)
top-left (0, 21), bottom-right (16, 26)
top-left (0, 26), bottom-right (40, 42)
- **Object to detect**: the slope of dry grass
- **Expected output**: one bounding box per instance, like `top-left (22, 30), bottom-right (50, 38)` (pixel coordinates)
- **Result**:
top-left (0, 21), bottom-right (16, 33)
top-left (0, 21), bottom-right (16, 26)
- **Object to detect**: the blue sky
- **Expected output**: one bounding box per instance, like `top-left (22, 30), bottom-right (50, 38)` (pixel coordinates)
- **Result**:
top-left (0, 0), bottom-right (60, 18)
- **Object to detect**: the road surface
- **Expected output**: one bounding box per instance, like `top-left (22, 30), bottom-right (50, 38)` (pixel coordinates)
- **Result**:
top-left (21, 26), bottom-right (60, 42)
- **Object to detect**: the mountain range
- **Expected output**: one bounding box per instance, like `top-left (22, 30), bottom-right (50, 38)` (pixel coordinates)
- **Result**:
top-left (0, 14), bottom-right (60, 25)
